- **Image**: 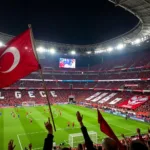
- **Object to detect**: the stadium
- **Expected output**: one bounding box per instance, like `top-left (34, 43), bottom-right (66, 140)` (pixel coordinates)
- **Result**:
top-left (0, 0), bottom-right (150, 150)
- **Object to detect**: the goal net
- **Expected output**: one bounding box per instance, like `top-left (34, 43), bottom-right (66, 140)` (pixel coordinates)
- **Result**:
top-left (22, 101), bottom-right (35, 107)
top-left (68, 131), bottom-right (97, 148)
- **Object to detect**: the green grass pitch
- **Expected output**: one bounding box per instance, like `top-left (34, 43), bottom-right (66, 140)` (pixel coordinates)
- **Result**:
top-left (0, 104), bottom-right (149, 150)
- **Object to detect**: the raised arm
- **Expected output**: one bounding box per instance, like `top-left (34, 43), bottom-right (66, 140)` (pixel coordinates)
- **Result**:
top-left (76, 111), bottom-right (94, 150)
top-left (43, 117), bottom-right (54, 150)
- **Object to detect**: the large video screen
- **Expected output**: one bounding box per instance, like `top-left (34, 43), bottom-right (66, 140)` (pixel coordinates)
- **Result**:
top-left (59, 58), bottom-right (76, 68)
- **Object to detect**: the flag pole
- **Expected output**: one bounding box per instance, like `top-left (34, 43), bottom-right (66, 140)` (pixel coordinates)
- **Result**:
top-left (28, 24), bottom-right (56, 131)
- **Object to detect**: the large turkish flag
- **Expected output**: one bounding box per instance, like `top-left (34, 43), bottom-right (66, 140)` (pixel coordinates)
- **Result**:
top-left (0, 29), bottom-right (40, 88)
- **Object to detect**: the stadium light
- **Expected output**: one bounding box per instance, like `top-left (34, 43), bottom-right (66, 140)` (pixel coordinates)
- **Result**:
top-left (50, 48), bottom-right (55, 54)
top-left (37, 47), bottom-right (45, 53)
top-left (95, 50), bottom-right (103, 54)
top-left (134, 39), bottom-right (141, 44)
top-left (94, 48), bottom-right (105, 54)
top-left (116, 43), bottom-right (125, 50)
top-left (0, 41), bottom-right (4, 47)
top-left (107, 47), bottom-right (113, 52)
top-left (86, 51), bottom-right (91, 54)
top-left (71, 50), bottom-right (76, 55)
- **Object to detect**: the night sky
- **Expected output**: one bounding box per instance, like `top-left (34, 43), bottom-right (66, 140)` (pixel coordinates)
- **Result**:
top-left (0, 0), bottom-right (138, 45)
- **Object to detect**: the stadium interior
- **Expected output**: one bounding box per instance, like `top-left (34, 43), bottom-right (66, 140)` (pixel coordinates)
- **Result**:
top-left (0, 0), bottom-right (150, 150)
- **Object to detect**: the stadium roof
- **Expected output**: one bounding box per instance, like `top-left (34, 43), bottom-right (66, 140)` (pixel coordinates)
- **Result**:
top-left (109, 0), bottom-right (150, 41)
top-left (0, 0), bottom-right (150, 55)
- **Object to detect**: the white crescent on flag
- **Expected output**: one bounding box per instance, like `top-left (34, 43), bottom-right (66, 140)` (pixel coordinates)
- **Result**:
top-left (0, 47), bottom-right (20, 73)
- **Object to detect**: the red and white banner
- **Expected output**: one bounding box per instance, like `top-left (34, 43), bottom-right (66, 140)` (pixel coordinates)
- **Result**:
top-left (118, 96), bottom-right (149, 109)
top-left (0, 90), bottom-right (57, 99)
top-left (98, 93), bottom-right (117, 103)
top-left (91, 93), bottom-right (108, 102)
top-left (85, 92), bottom-right (100, 101)
top-left (109, 98), bottom-right (122, 105)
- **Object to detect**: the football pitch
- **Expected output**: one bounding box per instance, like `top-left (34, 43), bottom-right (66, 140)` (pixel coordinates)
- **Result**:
top-left (0, 104), bottom-right (149, 150)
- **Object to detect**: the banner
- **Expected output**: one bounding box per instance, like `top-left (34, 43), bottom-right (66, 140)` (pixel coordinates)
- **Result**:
top-left (15, 91), bottom-right (22, 99)
top-left (118, 96), bottom-right (149, 109)
top-left (85, 92), bottom-right (100, 101)
top-left (39, 91), bottom-right (46, 97)
top-left (98, 93), bottom-right (117, 103)
top-left (50, 91), bottom-right (57, 97)
top-left (91, 93), bottom-right (108, 102)
top-left (0, 90), bottom-right (58, 99)
top-left (109, 98), bottom-right (122, 105)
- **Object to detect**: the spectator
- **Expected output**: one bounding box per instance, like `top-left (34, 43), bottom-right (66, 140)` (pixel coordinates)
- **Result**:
top-left (101, 137), bottom-right (118, 150)
top-left (97, 146), bottom-right (102, 150)
top-left (136, 128), bottom-right (144, 142)
top-left (147, 140), bottom-right (150, 149)
top-left (129, 140), bottom-right (148, 150)
top-left (76, 111), bottom-right (96, 150)
top-left (77, 144), bottom-right (83, 150)
top-left (43, 117), bottom-right (54, 150)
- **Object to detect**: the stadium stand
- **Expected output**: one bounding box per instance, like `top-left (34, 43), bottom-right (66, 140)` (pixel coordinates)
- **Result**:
top-left (1, 0), bottom-right (150, 149)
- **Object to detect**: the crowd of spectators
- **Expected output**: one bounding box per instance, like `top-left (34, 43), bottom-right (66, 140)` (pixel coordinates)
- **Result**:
top-left (136, 100), bottom-right (150, 113)
top-left (8, 111), bottom-right (150, 150)
top-left (100, 106), bottom-right (150, 123)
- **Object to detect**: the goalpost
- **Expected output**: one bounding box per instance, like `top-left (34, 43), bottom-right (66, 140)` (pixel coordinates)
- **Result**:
top-left (68, 131), bottom-right (97, 148)
top-left (22, 101), bottom-right (35, 107)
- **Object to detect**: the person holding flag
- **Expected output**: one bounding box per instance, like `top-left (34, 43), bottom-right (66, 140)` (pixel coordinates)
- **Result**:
top-left (97, 109), bottom-right (125, 150)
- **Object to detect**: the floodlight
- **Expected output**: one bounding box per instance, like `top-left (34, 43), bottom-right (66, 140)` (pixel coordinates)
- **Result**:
top-left (107, 47), bottom-right (113, 52)
top-left (37, 47), bottom-right (45, 53)
top-left (134, 39), bottom-right (141, 44)
top-left (50, 48), bottom-right (55, 54)
top-left (144, 36), bottom-right (147, 40)
top-left (86, 51), bottom-right (91, 54)
top-left (116, 43), bottom-right (125, 50)
top-left (94, 48), bottom-right (105, 54)
top-left (0, 41), bottom-right (4, 47)
top-left (95, 50), bottom-right (103, 54)
top-left (71, 50), bottom-right (76, 55)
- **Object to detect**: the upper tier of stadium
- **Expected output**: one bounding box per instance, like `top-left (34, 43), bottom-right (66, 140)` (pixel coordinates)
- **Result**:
top-left (0, 0), bottom-right (150, 55)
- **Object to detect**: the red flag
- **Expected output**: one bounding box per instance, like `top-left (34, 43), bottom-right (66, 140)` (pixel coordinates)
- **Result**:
top-left (97, 109), bottom-right (124, 149)
top-left (0, 29), bottom-right (40, 88)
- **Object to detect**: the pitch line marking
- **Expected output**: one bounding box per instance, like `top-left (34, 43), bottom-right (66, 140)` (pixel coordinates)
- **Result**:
top-left (109, 123), bottom-right (133, 132)
top-left (17, 134), bottom-right (23, 150)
